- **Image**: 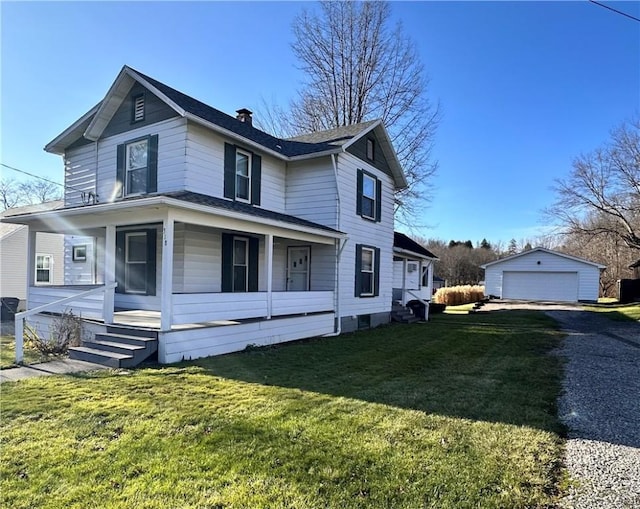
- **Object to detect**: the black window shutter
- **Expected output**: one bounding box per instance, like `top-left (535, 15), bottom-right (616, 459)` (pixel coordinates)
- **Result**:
top-left (356, 170), bottom-right (363, 216)
top-left (147, 135), bottom-right (158, 193)
top-left (354, 244), bottom-right (362, 297)
top-left (221, 233), bottom-right (233, 292)
top-left (374, 247), bottom-right (381, 297)
top-left (115, 230), bottom-right (125, 293)
top-left (251, 154), bottom-right (261, 206)
top-left (146, 229), bottom-right (157, 296)
top-left (223, 143), bottom-right (236, 199)
top-left (375, 178), bottom-right (382, 222)
top-left (116, 144), bottom-right (125, 198)
top-left (248, 237), bottom-right (259, 292)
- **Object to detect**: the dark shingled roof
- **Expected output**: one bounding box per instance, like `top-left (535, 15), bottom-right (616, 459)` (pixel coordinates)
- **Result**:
top-left (118, 191), bottom-right (342, 234)
top-left (133, 68), bottom-right (372, 158)
top-left (394, 232), bottom-right (437, 259)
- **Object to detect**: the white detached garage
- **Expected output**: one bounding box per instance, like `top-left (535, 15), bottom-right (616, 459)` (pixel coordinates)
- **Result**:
top-left (481, 248), bottom-right (605, 303)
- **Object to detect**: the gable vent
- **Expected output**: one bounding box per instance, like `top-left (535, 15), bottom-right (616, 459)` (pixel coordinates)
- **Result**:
top-left (133, 94), bottom-right (145, 122)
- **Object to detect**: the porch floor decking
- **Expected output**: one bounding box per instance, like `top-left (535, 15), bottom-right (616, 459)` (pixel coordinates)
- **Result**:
top-left (112, 310), bottom-right (244, 331)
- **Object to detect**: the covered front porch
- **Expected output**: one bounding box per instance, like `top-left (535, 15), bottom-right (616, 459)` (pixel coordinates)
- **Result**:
top-left (5, 194), bottom-right (344, 363)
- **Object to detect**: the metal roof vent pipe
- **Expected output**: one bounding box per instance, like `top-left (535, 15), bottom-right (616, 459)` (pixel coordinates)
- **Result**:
top-left (236, 108), bottom-right (253, 126)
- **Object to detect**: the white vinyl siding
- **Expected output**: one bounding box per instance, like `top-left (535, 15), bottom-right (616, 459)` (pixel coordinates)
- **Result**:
top-left (185, 123), bottom-right (286, 211)
top-left (336, 152), bottom-right (394, 318)
top-left (285, 158), bottom-right (337, 228)
top-left (64, 235), bottom-right (95, 285)
top-left (95, 117), bottom-right (187, 203)
top-left (64, 143), bottom-right (97, 207)
top-left (484, 250), bottom-right (602, 302)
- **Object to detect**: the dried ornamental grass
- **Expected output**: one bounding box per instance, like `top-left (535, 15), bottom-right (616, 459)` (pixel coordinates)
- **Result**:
top-left (433, 285), bottom-right (485, 305)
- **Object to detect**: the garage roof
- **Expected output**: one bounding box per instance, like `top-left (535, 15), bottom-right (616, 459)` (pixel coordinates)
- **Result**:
top-left (480, 247), bottom-right (606, 269)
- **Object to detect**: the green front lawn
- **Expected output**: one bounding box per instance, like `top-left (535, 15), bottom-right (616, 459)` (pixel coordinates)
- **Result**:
top-left (0, 335), bottom-right (55, 369)
top-left (583, 303), bottom-right (640, 321)
top-left (1, 311), bottom-right (566, 508)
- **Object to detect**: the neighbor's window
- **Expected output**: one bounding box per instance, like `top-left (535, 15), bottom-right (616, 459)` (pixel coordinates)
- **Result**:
top-left (360, 247), bottom-right (375, 296)
top-left (125, 138), bottom-right (149, 195)
top-left (72, 245), bottom-right (87, 262)
top-left (35, 254), bottom-right (52, 284)
top-left (366, 138), bottom-right (375, 161)
top-left (233, 237), bottom-right (249, 292)
top-left (235, 150), bottom-right (251, 201)
top-left (133, 93), bottom-right (145, 122)
top-left (361, 173), bottom-right (376, 220)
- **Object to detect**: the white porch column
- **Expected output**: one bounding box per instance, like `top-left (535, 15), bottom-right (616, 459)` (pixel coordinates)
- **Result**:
top-left (401, 258), bottom-right (407, 305)
top-left (160, 214), bottom-right (175, 331)
top-left (103, 225), bottom-right (116, 324)
top-left (266, 234), bottom-right (273, 319)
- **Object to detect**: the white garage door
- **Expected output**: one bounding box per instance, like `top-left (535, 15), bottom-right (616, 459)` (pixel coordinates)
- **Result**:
top-left (502, 271), bottom-right (578, 302)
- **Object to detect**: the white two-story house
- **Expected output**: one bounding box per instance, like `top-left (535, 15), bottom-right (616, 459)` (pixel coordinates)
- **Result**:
top-left (4, 66), bottom-right (434, 366)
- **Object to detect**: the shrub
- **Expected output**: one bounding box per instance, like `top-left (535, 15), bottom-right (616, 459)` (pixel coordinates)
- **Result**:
top-left (26, 310), bottom-right (83, 356)
top-left (433, 285), bottom-right (485, 306)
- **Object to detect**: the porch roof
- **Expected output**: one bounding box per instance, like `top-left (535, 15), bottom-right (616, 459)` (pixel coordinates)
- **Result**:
top-left (394, 232), bottom-right (438, 260)
top-left (1, 191), bottom-right (345, 243)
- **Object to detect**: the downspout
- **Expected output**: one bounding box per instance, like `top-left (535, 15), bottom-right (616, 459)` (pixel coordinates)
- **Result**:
top-left (326, 153), bottom-right (342, 336)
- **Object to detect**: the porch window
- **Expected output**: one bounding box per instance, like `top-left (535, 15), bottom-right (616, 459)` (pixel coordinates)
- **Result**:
top-left (221, 233), bottom-right (259, 292)
top-left (233, 238), bottom-right (249, 292)
top-left (35, 254), bottom-right (52, 284)
top-left (356, 169), bottom-right (382, 222)
top-left (235, 150), bottom-right (251, 201)
top-left (355, 244), bottom-right (380, 297)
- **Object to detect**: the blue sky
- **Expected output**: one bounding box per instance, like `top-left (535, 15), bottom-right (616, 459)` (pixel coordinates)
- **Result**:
top-left (1, 1), bottom-right (638, 246)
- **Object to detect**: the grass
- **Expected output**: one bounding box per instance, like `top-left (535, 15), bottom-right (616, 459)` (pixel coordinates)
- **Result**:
top-left (443, 303), bottom-right (475, 314)
top-left (583, 302), bottom-right (640, 321)
top-left (0, 335), bottom-right (56, 369)
top-left (1, 311), bottom-right (566, 508)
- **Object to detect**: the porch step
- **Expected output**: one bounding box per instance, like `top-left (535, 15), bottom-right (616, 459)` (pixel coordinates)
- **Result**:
top-left (390, 306), bottom-right (420, 324)
top-left (69, 329), bottom-right (158, 369)
top-left (68, 346), bottom-right (133, 369)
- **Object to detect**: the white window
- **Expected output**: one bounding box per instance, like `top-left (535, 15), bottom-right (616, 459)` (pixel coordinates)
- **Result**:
top-left (233, 238), bottom-right (249, 292)
top-left (125, 139), bottom-right (149, 195)
top-left (360, 247), bottom-right (375, 296)
top-left (361, 173), bottom-right (376, 220)
top-left (235, 150), bottom-right (251, 201)
top-left (35, 254), bottom-right (52, 284)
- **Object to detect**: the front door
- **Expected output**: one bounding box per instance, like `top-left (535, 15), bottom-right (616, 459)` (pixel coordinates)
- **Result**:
top-left (287, 246), bottom-right (310, 291)
top-left (116, 228), bottom-right (157, 295)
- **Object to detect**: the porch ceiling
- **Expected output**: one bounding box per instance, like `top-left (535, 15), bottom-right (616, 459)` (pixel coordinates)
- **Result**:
top-left (1, 194), bottom-right (344, 245)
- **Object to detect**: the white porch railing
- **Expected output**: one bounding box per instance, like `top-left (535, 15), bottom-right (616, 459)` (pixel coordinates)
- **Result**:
top-left (14, 283), bottom-right (117, 363)
top-left (172, 291), bottom-right (334, 326)
top-left (406, 289), bottom-right (431, 321)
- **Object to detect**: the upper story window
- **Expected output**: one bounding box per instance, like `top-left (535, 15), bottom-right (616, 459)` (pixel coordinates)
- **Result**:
top-left (356, 169), bottom-right (382, 222)
top-left (35, 254), bottom-right (52, 284)
top-left (116, 135), bottom-right (159, 198)
top-left (126, 139), bottom-right (149, 195)
top-left (366, 138), bottom-right (375, 161)
top-left (235, 150), bottom-right (251, 202)
top-left (224, 143), bottom-right (262, 206)
top-left (132, 94), bottom-right (145, 123)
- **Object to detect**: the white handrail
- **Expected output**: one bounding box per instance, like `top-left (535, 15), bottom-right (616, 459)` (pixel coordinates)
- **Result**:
top-left (14, 283), bottom-right (117, 364)
top-left (406, 290), bottom-right (431, 321)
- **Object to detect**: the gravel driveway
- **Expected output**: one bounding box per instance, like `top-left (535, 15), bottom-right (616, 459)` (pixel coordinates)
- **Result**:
top-left (545, 309), bottom-right (640, 509)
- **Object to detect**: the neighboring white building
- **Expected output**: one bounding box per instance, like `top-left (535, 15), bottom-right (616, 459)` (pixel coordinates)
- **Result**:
top-left (2, 65), bottom-right (426, 365)
top-left (481, 247), bottom-right (605, 303)
top-left (0, 201), bottom-right (65, 308)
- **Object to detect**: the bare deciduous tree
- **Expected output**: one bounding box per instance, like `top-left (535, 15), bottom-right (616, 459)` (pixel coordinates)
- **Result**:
top-left (0, 178), bottom-right (62, 210)
top-left (548, 117), bottom-right (640, 250)
top-left (258, 1), bottom-right (440, 224)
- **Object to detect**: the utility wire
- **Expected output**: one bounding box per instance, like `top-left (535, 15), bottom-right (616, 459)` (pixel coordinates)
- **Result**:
top-left (0, 162), bottom-right (86, 194)
top-left (588, 0), bottom-right (640, 23)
